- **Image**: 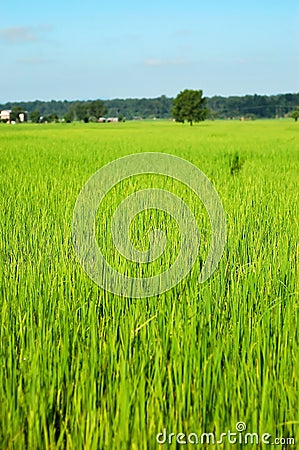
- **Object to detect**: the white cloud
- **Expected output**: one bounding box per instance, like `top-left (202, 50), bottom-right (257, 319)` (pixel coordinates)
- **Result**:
top-left (0, 26), bottom-right (52, 44)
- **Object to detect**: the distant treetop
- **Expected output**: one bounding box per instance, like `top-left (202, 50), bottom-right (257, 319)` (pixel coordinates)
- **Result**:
top-left (1, 93), bottom-right (298, 121)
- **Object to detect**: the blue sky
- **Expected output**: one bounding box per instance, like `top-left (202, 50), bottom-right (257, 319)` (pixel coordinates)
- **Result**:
top-left (0, 0), bottom-right (298, 102)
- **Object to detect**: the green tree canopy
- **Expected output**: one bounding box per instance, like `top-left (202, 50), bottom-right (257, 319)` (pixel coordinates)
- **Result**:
top-left (30, 110), bottom-right (41, 123)
top-left (172, 89), bottom-right (209, 125)
top-left (2, 93), bottom-right (299, 121)
top-left (47, 113), bottom-right (59, 123)
top-left (64, 110), bottom-right (74, 123)
top-left (70, 99), bottom-right (108, 122)
top-left (290, 107), bottom-right (299, 122)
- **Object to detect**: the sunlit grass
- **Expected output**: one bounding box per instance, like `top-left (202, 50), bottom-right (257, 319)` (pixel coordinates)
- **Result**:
top-left (0, 119), bottom-right (298, 449)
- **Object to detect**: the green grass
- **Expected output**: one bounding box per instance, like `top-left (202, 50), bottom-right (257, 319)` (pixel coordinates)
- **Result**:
top-left (0, 119), bottom-right (298, 449)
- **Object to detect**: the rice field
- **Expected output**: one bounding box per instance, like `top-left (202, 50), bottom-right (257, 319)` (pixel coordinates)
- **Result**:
top-left (0, 119), bottom-right (298, 449)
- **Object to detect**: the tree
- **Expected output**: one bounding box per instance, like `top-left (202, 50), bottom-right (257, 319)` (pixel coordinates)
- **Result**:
top-left (72, 100), bottom-right (108, 122)
top-left (172, 89), bottom-right (209, 125)
top-left (30, 110), bottom-right (41, 123)
top-left (47, 113), bottom-right (59, 123)
top-left (74, 102), bottom-right (88, 122)
top-left (87, 99), bottom-right (107, 119)
top-left (10, 106), bottom-right (25, 122)
top-left (64, 106), bottom-right (75, 123)
top-left (290, 107), bottom-right (299, 122)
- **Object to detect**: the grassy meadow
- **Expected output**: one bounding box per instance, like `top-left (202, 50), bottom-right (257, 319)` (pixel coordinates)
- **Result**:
top-left (0, 119), bottom-right (298, 449)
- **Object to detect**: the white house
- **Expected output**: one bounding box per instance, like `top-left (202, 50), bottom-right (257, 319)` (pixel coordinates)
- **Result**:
top-left (0, 110), bottom-right (12, 122)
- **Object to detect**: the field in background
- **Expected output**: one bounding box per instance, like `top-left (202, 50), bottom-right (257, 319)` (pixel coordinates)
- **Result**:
top-left (0, 120), bottom-right (298, 449)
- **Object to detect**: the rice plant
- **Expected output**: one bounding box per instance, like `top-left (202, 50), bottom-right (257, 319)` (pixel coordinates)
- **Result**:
top-left (0, 119), bottom-right (298, 449)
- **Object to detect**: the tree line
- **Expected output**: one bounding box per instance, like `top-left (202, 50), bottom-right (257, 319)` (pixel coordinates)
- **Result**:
top-left (1, 93), bottom-right (298, 122)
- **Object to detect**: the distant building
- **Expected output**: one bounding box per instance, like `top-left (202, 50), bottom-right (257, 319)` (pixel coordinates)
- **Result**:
top-left (19, 112), bottom-right (28, 122)
top-left (0, 110), bottom-right (28, 123)
top-left (98, 117), bottom-right (119, 123)
top-left (0, 110), bottom-right (12, 122)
